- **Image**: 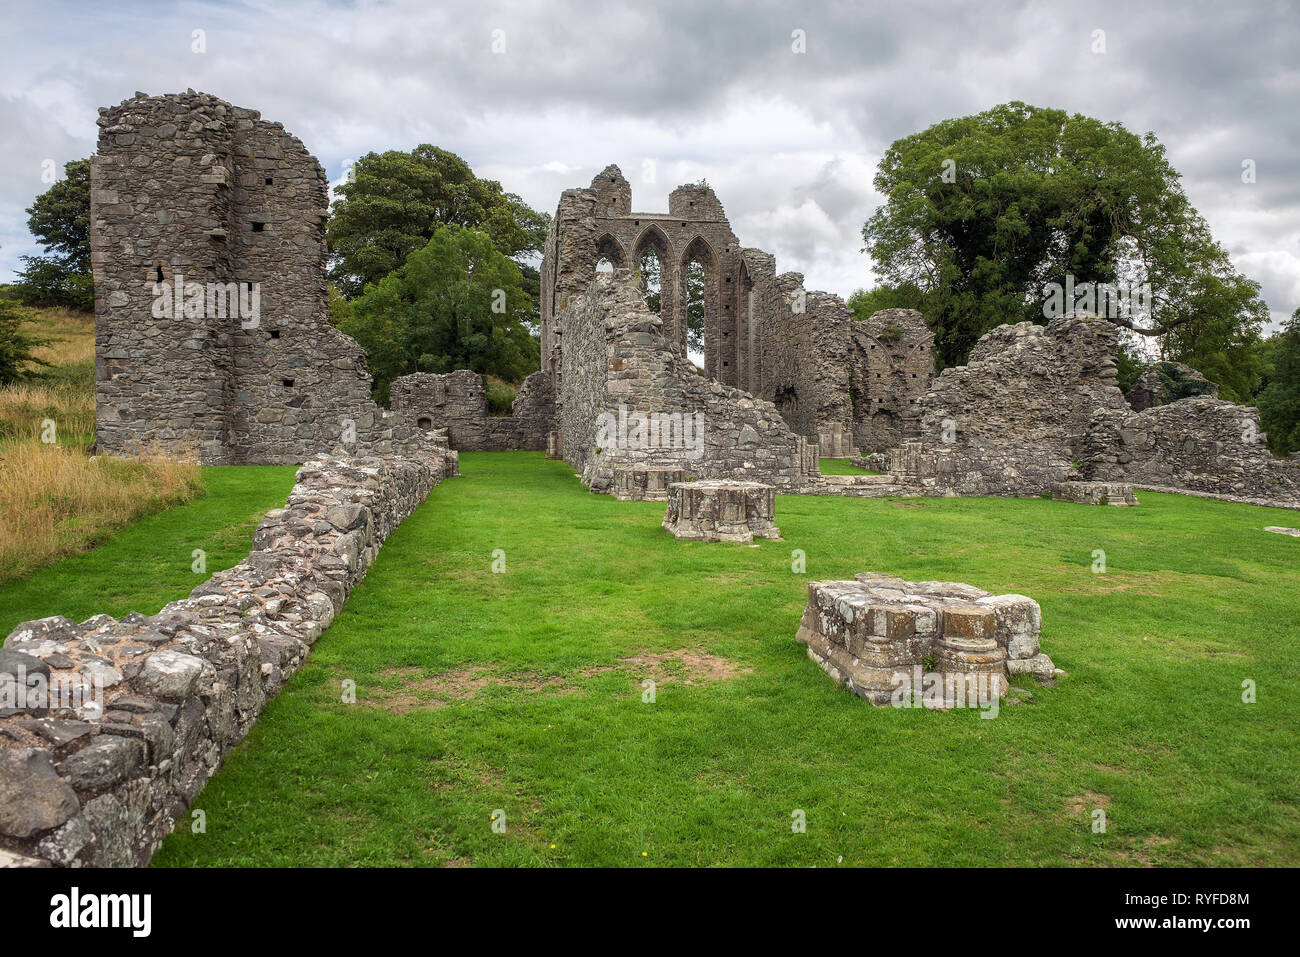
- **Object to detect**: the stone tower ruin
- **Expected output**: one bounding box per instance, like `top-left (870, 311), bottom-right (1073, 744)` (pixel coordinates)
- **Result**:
top-left (90, 91), bottom-right (411, 464)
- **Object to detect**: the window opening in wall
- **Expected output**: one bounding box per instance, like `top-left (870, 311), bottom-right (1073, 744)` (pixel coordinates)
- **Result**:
top-left (155, 265), bottom-right (164, 282)
top-left (252, 222), bottom-right (264, 232)
top-left (282, 378), bottom-right (294, 388)
top-left (685, 259), bottom-right (706, 355)
top-left (269, 330), bottom-right (280, 339)
top-left (265, 177), bottom-right (273, 185)
top-left (639, 249), bottom-right (662, 316)
top-left (595, 257), bottom-right (614, 275)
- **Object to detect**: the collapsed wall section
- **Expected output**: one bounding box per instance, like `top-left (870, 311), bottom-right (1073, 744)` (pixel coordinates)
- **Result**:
top-left (389, 370), bottom-right (555, 452)
top-left (850, 308), bottom-right (935, 452)
top-left (0, 445), bottom-right (456, 867)
top-left (893, 317), bottom-right (1129, 496)
top-left (744, 257), bottom-right (855, 452)
top-left (556, 274), bottom-right (816, 493)
top-left (1082, 397), bottom-right (1300, 504)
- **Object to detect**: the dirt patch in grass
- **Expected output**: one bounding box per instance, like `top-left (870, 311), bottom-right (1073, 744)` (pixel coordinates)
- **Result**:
top-left (1064, 790), bottom-right (1111, 818)
top-left (612, 649), bottom-right (752, 685)
top-left (889, 499), bottom-right (927, 509)
top-left (363, 649), bottom-right (751, 712)
top-left (1106, 835), bottom-right (1176, 866)
top-left (364, 665), bottom-right (571, 712)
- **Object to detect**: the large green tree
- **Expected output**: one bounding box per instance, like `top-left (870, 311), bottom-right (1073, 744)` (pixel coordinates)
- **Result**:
top-left (336, 227), bottom-right (539, 403)
top-left (863, 102), bottom-right (1268, 396)
top-left (327, 146), bottom-right (549, 301)
top-left (15, 158), bottom-right (93, 311)
top-left (1255, 309), bottom-right (1300, 457)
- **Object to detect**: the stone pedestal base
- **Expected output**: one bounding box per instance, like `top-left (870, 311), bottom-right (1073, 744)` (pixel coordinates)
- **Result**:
top-left (546, 431), bottom-right (563, 460)
top-left (1051, 481), bottom-right (1138, 506)
top-left (662, 480), bottom-right (780, 543)
top-left (796, 572), bottom-right (1057, 707)
top-left (613, 467), bottom-right (685, 501)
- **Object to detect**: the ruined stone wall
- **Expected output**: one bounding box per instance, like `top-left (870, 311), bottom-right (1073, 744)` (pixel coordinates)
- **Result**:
top-left (0, 446), bottom-right (456, 867)
top-left (896, 317), bottom-right (1129, 496)
top-left (747, 267), bottom-right (855, 450)
top-left (389, 370), bottom-right (554, 452)
top-left (540, 167), bottom-right (861, 452)
top-left (850, 308), bottom-right (935, 452)
top-left (91, 91), bottom-right (414, 465)
top-left (1125, 361), bottom-right (1219, 412)
top-left (1082, 397), bottom-right (1300, 502)
top-left (556, 274), bottom-right (815, 493)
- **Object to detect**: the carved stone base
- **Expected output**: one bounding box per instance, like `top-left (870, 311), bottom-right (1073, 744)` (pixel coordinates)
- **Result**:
top-left (662, 480), bottom-right (780, 542)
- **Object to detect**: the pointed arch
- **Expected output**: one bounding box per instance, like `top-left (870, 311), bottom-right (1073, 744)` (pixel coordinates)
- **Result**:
top-left (632, 224), bottom-right (674, 328)
top-left (680, 236), bottom-right (720, 377)
top-left (594, 232), bottom-right (627, 271)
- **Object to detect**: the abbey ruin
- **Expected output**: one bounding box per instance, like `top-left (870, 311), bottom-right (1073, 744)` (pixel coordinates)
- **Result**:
top-left (82, 98), bottom-right (1300, 509)
top-left (3, 91), bottom-right (1299, 867)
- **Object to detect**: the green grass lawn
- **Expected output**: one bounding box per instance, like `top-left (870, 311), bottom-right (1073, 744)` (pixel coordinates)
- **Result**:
top-left (818, 457), bottom-right (878, 475)
top-left (0, 465), bottom-right (297, 625)
top-left (8, 451), bottom-right (1297, 866)
top-left (141, 451), bottom-right (1299, 867)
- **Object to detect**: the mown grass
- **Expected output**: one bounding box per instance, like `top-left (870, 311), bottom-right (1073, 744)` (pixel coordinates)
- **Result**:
top-left (130, 451), bottom-right (1300, 867)
top-left (818, 457), bottom-right (877, 475)
top-left (0, 465), bottom-right (296, 613)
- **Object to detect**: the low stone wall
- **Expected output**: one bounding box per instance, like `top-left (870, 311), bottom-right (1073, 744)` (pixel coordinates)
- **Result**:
top-left (0, 445), bottom-right (456, 867)
top-left (1082, 397), bottom-right (1300, 506)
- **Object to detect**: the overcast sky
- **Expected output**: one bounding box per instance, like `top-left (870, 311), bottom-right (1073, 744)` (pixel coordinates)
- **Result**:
top-left (2, 0), bottom-right (1297, 328)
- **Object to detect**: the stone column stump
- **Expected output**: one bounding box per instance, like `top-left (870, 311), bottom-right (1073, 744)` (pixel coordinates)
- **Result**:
top-left (795, 572), bottom-right (1058, 707)
top-left (662, 480), bottom-right (780, 543)
top-left (613, 467), bottom-right (685, 501)
top-left (1051, 481), bottom-right (1138, 506)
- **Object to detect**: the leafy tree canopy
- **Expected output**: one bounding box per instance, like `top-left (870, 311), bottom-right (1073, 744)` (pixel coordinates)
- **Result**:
top-left (863, 102), bottom-right (1268, 397)
top-left (335, 227), bottom-right (539, 404)
top-left (1255, 308), bottom-right (1300, 457)
top-left (327, 146), bottom-right (549, 300)
top-left (14, 158), bottom-right (93, 311)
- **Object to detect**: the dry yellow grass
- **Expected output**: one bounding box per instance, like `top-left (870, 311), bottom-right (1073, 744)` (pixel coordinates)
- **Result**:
top-left (0, 439), bottom-right (203, 583)
top-left (0, 379), bottom-right (96, 444)
top-left (23, 307), bottom-right (94, 367)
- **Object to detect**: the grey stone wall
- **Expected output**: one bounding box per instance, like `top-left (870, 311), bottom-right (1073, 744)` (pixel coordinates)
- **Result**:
top-left (389, 369), bottom-right (554, 452)
top-left (895, 317), bottom-right (1129, 496)
top-left (555, 274), bottom-right (816, 493)
top-left (91, 91), bottom-right (416, 465)
top-left (0, 445), bottom-right (456, 867)
top-left (850, 308), bottom-right (935, 452)
top-left (540, 166), bottom-right (858, 447)
top-left (1082, 397), bottom-right (1300, 502)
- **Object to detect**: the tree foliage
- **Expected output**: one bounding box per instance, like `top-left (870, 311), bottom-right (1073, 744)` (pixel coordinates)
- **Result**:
top-left (15, 159), bottom-right (93, 311)
top-left (863, 102), bottom-right (1268, 389)
top-left (1255, 309), bottom-right (1300, 457)
top-left (336, 227), bottom-right (539, 404)
top-left (326, 146), bottom-right (549, 301)
top-left (0, 297), bottom-right (51, 385)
